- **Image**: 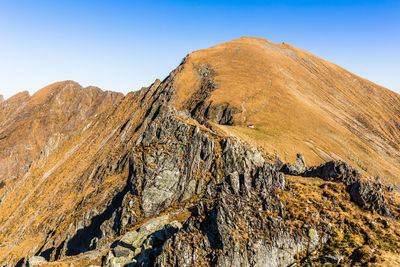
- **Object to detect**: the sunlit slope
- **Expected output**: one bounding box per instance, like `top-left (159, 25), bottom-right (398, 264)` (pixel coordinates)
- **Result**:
top-left (0, 81), bottom-right (122, 182)
top-left (171, 37), bottom-right (400, 184)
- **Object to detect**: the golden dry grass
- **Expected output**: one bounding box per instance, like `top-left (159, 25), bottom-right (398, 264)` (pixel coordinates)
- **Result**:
top-left (282, 175), bottom-right (400, 265)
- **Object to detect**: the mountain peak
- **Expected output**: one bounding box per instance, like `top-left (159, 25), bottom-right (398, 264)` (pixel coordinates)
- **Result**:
top-left (30, 80), bottom-right (82, 103)
top-left (168, 37), bottom-right (400, 184)
top-left (4, 90), bottom-right (30, 102)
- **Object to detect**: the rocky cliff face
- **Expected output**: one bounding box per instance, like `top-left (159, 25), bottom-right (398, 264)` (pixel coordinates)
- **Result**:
top-left (1, 38), bottom-right (400, 266)
top-left (98, 105), bottom-right (400, 266)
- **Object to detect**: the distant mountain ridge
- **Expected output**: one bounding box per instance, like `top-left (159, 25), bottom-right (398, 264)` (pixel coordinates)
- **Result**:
top-left (0, 81), bottom-right (122, 182)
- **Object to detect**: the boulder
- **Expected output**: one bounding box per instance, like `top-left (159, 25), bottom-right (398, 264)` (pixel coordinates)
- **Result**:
top-left (281, 153), bottom-right (307, 175)
top-left (103, 216), bottom-right (182, 267)
top-left (322, 252), bottom-right (343, 264)
top-left (27, 256), bottom-right (47, 267)
top-left (119, 215), bottom-right (170, 250)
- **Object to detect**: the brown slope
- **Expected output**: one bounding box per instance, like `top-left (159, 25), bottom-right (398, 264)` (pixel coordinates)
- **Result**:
top-left (0, 81), bottom-right (123, 183)
top-left (169, 36), bottom-right (400, 185)
top-left (0, 91), bottom-right (30, 124)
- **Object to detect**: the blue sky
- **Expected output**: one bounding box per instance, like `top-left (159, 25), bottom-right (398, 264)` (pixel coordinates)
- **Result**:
top-left (0, 0), bottom-right (399, 99)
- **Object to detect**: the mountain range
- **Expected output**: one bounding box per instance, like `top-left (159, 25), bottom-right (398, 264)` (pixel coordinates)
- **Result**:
top-left (1, 37), bottom-right (400, 266)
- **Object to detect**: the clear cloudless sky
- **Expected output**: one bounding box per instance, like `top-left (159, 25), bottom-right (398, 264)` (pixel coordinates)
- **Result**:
top-left (0, 0), bottom-right (399, 99)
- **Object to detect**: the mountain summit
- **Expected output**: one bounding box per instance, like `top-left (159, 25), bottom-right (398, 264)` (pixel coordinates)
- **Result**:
top-left (169, 37), bottom-right (400, 184)
top-left (1, 38), bottom-right (400, 266)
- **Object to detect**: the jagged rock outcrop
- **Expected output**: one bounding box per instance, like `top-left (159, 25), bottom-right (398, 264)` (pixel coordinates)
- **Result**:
top-left (282, 155), bottom-right (361, 181)
top-left (183, 64), bottom-right (239, 125)
top-left (97, 106), bottom-right (322, 266)
top-left (281, 155), bottom-right (390, 216)
top-left (348, 179), bottom-right (390, 216)
top-left (281, 153), bottom-right (307, 176)
top-left (154, 182), bottom-right (319, 267)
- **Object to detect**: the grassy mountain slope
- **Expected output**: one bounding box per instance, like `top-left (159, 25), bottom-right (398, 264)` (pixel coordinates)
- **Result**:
top-left (171, 37), bottom-right (400, 186)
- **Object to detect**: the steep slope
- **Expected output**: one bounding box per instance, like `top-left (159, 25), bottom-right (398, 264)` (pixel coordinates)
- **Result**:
top-left (0, 81), bottom-right (123, 183)
top-left (1, 37), bottom-right (400, 266)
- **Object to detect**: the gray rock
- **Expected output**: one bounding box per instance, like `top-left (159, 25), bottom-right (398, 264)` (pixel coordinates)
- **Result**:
top-left (281, 153), bottom-right (307, 175)
top-left (141, 168), bottom-right (180, 216)
top-left (273, 155), bottom-right (284, 171)
top-left (245, 149), bottom-right (265, 167)
top-left (294, 153), bottom-right (306, 173)
top-left (228, 171), bottom-right (240, 194)
top-left (322, 253), bottom-right (343, 264)
top-left (119, 215), bottom-right (169, 250)
top-left (113, 245), bottom-right (133, 257)
top-left (104, 216), bottom-right (183, 266)
top-left (308, 228), bottom-right (319, 246)
top-left (27, 256), bottom-right (47, 267)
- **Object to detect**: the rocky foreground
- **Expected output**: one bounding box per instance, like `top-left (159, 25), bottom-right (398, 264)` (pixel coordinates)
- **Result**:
top-left (100, 104), bottom-right (399, 266)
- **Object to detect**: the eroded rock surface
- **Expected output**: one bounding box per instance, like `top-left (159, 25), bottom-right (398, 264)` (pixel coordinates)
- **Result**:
top-left (96, 107), bottom-right (322, 266)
